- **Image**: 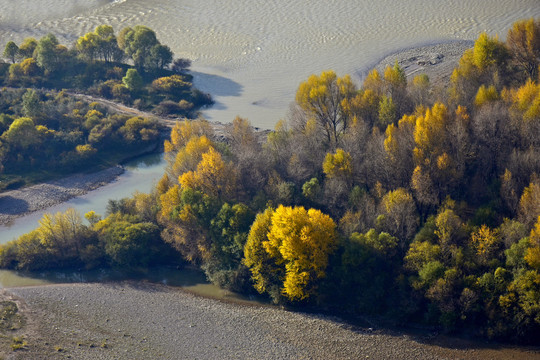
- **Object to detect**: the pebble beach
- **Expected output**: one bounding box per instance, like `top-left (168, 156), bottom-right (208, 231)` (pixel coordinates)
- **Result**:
top-left (0, 166), bottom-right (124, 227)
top-left (1, 283), bottom-right (538, 360)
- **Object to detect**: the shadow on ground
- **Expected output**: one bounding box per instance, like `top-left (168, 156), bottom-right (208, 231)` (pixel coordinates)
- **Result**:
top-left (0, 196), bottom-right (28, 215)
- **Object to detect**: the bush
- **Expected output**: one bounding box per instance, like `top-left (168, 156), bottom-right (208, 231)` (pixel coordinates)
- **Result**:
top-left (154, 100), bottom-right (183, 116)
top-left (112, 83), bottom-right (131, 102)
top-left (190, 89), bottom-right (213, 107)
top-left (96, 214), bottom-right (162, 268)
top-left (171, 58), bottom-right (192, 73)
top-left (151, 75), bottom-right (191, 99)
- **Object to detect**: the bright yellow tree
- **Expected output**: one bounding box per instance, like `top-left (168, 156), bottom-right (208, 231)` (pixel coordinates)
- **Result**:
top-left (179, 147), bottom-right (237, 200)
top-left (171, 135), bottom-right (213, 179)
top-left (244, 205), bottom-right (337, 302)
top-left (506, 18), bottom-right (540, 79)
top-left (511, 79), bottom-right (540, 122)
top-left (164, 120), bottom-right (214, 154)
top-left (322, 148), bottom-right (352, 183)
top-left (243, 208), bottom-right (280, 294)
top-left (525, 216), bottom-right (540, 269)
top-left (475, 85), bottom-right (499, 107)
top-left (295, 70), bottom-right (357, 145)
top-left (380, 188), bottom-right (418, 244)
top-left (470, 225), bottom-right (501, 264)
top-left (519, 181), bottom-right (540, 228)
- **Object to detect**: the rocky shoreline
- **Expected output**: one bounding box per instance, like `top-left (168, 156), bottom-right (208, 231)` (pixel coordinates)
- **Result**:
top-left (1, 282), bottom-right (538, 360)
top-left (0, 166), bottom-right (124, 227)
top-left (373, 40), bottom-right (474, 85)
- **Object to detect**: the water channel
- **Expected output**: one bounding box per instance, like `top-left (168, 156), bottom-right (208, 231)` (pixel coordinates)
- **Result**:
top-left (0, 153), bottom-right (260, 302)
top-left (0, 153), bottom-right (167, 243)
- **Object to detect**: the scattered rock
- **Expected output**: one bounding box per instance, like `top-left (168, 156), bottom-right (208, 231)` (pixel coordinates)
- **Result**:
top-left (4, 283), bottom-right (539, 360)
top-left (374, 40), bottom-right (474, 85)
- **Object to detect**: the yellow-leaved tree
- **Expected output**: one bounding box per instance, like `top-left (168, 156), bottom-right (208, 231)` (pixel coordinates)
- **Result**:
top-left (511, 78), bottom-right (540, 123)
top-left (383, 114), bottom-right (416, 186)
top-left (295, 70), bottom-right (357, 146)
top-left (525, 216), bottom-right (540, 269)
top-left (322, 148), bottom-right (353, 185)
top-left (179, 147), bottom-right (237, 201)
top-left (475, 85), bottom-right (499, 107)
top-left (411, 103), bottom-right (470, 207)
top-left (158, 120), bottom-right (234, 263)
top-left (518, 181), bottom-right (540, 229)
top-left (38, 208), bottom-right (86, 258)
top-left (164, 119), bottom-right (214, 158)
top-left (243, 205), bottom-right (337, 302)
top-left (470, 225), bottom-right (501, 265)
top-left (242, 208), bottom-right (280, 295)
top-left (171, 135), bottom-right (214, 179)
top-left (506, 18), bottom-right (540, 79)
top-left (450, 32), bottom-right (508, 106)
top-left (379, 188), bottom-right (419, 251)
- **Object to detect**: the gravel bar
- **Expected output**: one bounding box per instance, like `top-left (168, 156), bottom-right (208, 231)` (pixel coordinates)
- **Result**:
top-left (2, 282), bottom-right (538, 360)
top-left (0, 166), bottom-right (124, 226)
top-left (374, 40), bottom-right (474, 85)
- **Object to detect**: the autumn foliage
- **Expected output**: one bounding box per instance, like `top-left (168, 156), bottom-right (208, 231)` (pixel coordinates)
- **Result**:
top-left (2, 18), bottom-right (540, 343)
top-left (244, 205), bottom-right (337, 302)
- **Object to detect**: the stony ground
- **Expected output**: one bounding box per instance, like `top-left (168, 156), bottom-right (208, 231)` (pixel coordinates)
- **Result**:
top-left (0, 282), bottom-right (537, 360)
top-left (0, 166), bottom-right (124, 226)
top-left (374, 40), bottom-right (474, 85)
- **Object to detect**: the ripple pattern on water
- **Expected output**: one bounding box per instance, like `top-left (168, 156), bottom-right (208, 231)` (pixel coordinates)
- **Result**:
top-left (1, 0), bottom-right (540, 127)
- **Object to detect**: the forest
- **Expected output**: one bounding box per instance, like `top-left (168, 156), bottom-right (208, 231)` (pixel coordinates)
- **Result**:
top-left (0, 25), bottom-right (212, 189)
top-left (1, 18), bottom-right (540, 343)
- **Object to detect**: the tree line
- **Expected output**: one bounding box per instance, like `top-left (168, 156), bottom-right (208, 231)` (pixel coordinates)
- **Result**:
top-left (1, 25), bottom-right (212, 117)
top-left (1, 18), bottom-right (540, 343)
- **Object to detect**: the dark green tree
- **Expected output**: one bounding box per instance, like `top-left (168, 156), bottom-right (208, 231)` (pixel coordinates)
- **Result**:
top-left (122, 68), bottom-right (143, 92)
top-left (3, 41), bottom-right (19, 63)
top-left (147, 44), bottom-right (173, 70)
top-left (118, 25), bottom-right (160, 70)
top-left (21, 90), bottom-right (41, 119)
top-left (35, 34), bottom-right (61, 74)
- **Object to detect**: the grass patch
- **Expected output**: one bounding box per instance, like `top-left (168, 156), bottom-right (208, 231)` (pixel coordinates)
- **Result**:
top-left (10, 336), bottom-right (26, 351)
top-left (0, 301), bottom-right (24, 332)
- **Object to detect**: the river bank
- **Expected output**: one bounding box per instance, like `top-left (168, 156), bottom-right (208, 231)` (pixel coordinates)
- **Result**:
top-left (0, 89), bottom-right (268, 229)
top-left (0, 166), bottom-right (124, 227)
top-left (372, 40), bottom-right (474, 85)
top-left (0, 282), bottom-right (537, 359)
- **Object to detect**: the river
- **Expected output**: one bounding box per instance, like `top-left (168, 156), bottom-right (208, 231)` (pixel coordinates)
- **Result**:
top-left (0, 153), bottom-right (166, 243)
top-left (0, 154), bottom-right (258, 302)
